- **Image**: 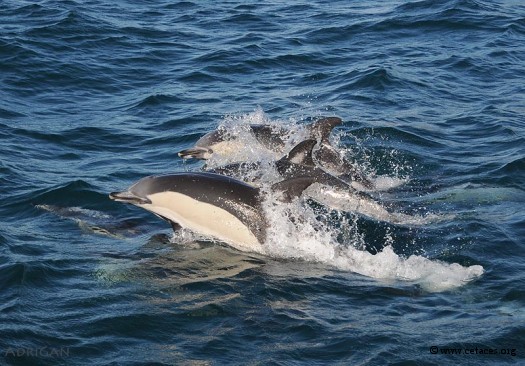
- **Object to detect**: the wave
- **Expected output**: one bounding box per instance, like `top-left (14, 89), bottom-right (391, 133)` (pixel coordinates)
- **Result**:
top-left (128, 94), bottom-right (185, 111)
top-left (381, 0), bottom-right (508, 32)
top-left (0, 107), bottom-right (26, 119)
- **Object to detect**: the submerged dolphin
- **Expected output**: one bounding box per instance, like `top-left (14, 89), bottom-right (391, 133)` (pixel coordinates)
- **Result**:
top-left (109, 172), bottom-right (313, 253)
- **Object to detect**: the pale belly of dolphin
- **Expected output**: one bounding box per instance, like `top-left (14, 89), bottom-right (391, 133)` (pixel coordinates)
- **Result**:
top-left (208, 140), bottom-right (245, 156)
top-left (141, 191), bottom-right (263, 253)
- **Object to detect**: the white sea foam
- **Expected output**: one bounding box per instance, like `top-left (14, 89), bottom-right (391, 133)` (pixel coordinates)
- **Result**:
top-left (200, 109), bottom-right (484, 291)
top-left (372, 175), bottom-right (408, 191)
top-left (258, 194), bottom-right (483, 292)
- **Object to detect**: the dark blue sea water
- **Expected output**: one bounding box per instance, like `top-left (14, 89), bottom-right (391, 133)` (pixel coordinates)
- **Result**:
top-left (1, 0), bottom-right (524, 365)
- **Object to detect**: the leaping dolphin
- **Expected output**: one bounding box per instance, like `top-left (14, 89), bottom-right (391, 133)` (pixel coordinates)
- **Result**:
top-left (109, 172), bottom-right (313, 253)
top-left (177, 117), bottom-right (341, 160)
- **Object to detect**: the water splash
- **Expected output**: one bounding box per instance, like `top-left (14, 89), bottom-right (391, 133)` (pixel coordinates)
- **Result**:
top-left (258, 195), bottom-right (482, 292)
top-left (194, 109), bottom-right (484, 291)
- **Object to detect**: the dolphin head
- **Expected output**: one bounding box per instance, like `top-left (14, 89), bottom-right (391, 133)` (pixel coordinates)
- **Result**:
top-left (109, 191), bottom-right (151, 205)
top-left (178, 129), bottom-right (229, 160)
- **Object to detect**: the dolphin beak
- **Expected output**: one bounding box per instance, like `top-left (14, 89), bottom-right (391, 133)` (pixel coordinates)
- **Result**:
top-left (109, 191), bottom-right (151, 205)
top-left (177, 147), bottom-right (212, 160)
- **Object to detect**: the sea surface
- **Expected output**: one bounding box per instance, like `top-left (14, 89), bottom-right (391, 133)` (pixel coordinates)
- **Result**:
top-left (1, 0), bottom-right (524, 365)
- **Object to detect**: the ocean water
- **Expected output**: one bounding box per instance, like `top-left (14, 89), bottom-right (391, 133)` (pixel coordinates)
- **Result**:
top-left (1, 0), bottom-right (524, 365)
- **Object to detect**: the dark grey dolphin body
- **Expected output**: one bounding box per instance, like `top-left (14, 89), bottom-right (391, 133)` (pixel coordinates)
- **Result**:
top-left (110, 172), bottom-right (313, 253)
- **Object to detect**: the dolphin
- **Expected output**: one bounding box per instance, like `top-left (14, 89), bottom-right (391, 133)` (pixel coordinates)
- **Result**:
top-left (275, 139), bottom-right (375, 197)
top-left (177, 117), bottom-right (341, 160)
top-left (177, 125), bottom-right (288, 160)
top-left (278, 140), bottom-right (435, 225)
top-left (109, 172), bottom-right (313, 253)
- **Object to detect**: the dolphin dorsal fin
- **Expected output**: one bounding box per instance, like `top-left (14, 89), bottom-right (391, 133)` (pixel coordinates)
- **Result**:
top-left (307, 117), bottom-right (342, 142)
top-left (271, 177), bottom-right (315, 203)
top-left (278, 139), bottom-right (317, 167)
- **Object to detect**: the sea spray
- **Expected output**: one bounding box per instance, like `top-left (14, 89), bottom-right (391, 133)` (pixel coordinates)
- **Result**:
top-left (191, 109), bottom-right (484, 291)
top-left (260, 191), bottom-right (483, 292)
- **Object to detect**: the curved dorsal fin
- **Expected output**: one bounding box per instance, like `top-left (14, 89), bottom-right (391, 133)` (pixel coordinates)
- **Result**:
top-left (271, 177), bottom-right (315, 203)
top-left (278, 139), bottom-right (317, 167)
top-left (307, 117), bottom-right (342, 142)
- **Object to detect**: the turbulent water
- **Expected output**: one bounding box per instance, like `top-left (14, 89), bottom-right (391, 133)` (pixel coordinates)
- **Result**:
top-left (1, 0), bottom-right (524, 365)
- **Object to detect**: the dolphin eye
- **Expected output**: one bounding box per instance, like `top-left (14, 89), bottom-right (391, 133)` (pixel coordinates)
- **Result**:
top-left (208, 148), bottom-right (214, 153)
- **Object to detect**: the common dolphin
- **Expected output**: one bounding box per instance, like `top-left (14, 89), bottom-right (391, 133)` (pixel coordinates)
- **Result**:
top-left (276, 140), bottom-right (425, 224)
top-left (275, 139), bottom-right (375, 198)
top-left (109, 172), bottom-right (313, 253)
top-left (177, 125), bottom-right (288, 160)
top-left (177, 117), bottom-right (341, 160)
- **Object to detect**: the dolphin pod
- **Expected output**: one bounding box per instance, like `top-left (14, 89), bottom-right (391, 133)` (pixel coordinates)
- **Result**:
top-left (178, 117), bottom-right (374, 189)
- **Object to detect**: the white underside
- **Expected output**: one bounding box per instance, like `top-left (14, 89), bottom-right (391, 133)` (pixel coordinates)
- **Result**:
top-left (139, 191), bottom-right (262, 253)
top-left (207, 139), bottom-right (282, 164)
top-left (209, 140), bottom-right (245, 157)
